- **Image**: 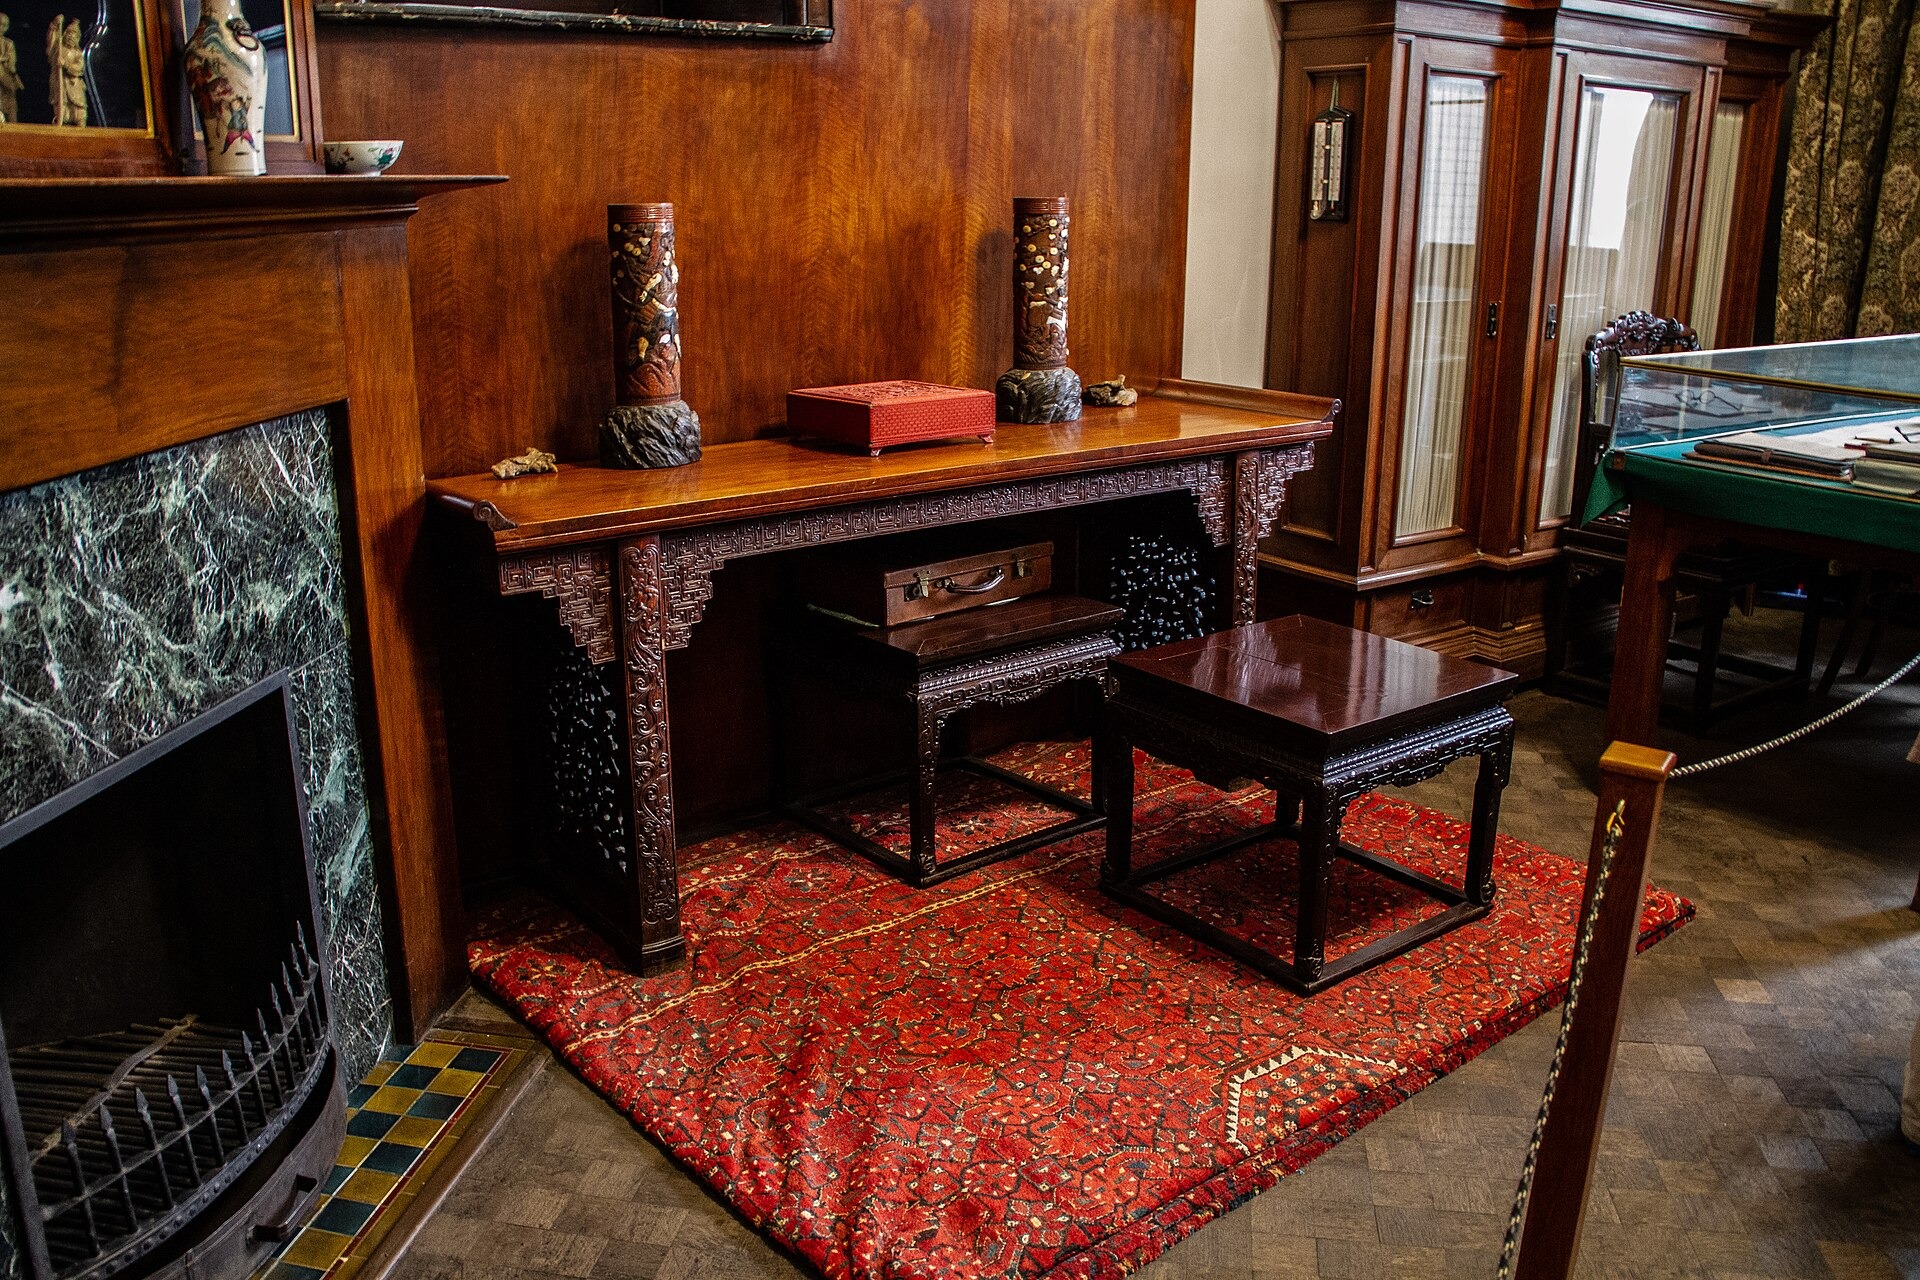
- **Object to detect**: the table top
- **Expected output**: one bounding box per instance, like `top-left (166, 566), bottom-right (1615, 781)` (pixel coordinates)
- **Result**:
top-left (1111, 615), bottom-right (1517, 751)
top-left (429, 382), bottom-right (1336, 553)
top-left (1597, 441), bottom-right (1920, 556)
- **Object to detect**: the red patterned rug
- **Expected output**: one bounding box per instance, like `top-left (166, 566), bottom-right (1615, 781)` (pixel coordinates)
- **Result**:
top-left (471, 741), bottom-right (1691, 1280)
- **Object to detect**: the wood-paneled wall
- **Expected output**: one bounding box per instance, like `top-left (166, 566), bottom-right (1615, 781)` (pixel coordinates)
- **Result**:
top-left (317, 3), bottom-right (1198, 478)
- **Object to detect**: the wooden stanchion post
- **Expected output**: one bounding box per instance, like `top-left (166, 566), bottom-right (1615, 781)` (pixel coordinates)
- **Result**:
top-left (1512, 742), bottom-right (1676, 1280)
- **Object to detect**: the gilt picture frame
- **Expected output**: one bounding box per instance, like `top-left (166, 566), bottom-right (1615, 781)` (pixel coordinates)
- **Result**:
top-left (0, 0), bottom-right (320, 174)
top-left (0, 0), bottom-right (184, 175)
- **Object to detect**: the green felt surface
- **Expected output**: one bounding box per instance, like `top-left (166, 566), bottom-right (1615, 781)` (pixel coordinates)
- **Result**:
top-left (1587, 441), bottom-right (1920, 554)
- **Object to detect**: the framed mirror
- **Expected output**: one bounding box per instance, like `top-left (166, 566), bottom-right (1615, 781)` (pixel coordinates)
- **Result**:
top-left (0, 0), bottom-right (321, 174)
top-left (0, 0), bottom-right (180, 173)
top-left (313, 0), bottom-right (829, 42)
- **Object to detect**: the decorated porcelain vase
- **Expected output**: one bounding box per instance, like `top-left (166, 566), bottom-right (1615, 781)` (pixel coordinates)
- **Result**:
top-left (184, 0), bottom-right (268, 176)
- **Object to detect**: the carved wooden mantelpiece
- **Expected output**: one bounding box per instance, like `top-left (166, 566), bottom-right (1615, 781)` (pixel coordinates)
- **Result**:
top-left (435, 383), bottom-right (1337, 971)
top-left (0, 175), bottom-right (504, 1046)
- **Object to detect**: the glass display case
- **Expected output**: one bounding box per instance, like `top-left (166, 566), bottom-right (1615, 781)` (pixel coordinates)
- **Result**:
top-left (1585, 333), bottom-right (1920, 522)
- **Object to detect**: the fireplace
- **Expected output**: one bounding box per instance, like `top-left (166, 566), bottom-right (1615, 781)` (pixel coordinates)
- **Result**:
top-left (0, 675), bottom-right (346, 1280)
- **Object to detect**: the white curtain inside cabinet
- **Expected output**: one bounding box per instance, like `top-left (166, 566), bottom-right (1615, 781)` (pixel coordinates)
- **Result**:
top-left (1396, 74), bottom-right (1492, 538)
top-left (1689, 103), bottom-right (1749, 349)
top-left (1540, 87), bottom-right (1681, 520)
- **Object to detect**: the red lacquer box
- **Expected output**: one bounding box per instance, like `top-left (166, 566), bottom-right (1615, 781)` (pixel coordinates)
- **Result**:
top-left (787, 381), bottom-right (996, 455)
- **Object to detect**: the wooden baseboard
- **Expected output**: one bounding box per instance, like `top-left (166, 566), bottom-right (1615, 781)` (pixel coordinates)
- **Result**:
top-left (1362, 618), bottom-right (1548, 679)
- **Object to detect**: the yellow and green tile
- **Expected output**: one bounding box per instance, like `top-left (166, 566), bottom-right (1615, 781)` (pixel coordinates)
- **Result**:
top-left (257, 1032), bottom-right (529, 1280)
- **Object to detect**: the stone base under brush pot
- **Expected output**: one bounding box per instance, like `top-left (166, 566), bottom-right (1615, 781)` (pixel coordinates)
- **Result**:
top-left (996, 366), bottom-right (1083, 424)
top-left (601, 400), bottom-right (703, 468)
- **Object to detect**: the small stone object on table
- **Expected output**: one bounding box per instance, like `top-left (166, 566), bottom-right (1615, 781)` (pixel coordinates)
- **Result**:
top-left (784, 594), bottom-right (1123, 886)
top-left (1100, 615), bottom-right (1517, 993)
top-left (996, 196), bottom-right (1082, 424)
top-left (489, 446), bottom-right (558, 479)
top-left (1083, 376), bottom-right (1138, 408)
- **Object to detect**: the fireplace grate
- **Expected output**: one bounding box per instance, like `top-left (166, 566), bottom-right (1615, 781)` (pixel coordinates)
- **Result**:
top-left (10, 927), bottom-right (330, 1280)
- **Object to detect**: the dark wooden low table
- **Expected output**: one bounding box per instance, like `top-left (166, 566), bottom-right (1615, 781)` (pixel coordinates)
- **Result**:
top-left (786, 594), bottom-right (1123, 885)
top-left (1099, 615), bottom-right (1518, 993)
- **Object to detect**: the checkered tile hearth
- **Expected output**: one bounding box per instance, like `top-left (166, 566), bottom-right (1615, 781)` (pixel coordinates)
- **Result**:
top-left (258, 1033), bottom-right (531, 1280)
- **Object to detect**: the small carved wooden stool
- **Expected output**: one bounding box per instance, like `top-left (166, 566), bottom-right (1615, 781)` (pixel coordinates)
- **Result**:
top-left (785, 595), bottom-right (1122, 886)
top-left (1100, 615), bottom-right (1517, 993)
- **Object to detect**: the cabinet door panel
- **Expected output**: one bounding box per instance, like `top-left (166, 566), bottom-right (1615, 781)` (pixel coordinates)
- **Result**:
top-left (1539, 84), bottom-right (1684, 520)
top-left (1395, 73), bottom-right (1494, 538)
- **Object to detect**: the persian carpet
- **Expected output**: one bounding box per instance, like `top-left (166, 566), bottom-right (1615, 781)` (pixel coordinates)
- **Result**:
top-left (470, 741), bottom-right (1692, 1280)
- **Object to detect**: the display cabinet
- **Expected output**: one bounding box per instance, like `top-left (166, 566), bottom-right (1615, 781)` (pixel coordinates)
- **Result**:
top-left (1259, 0), bottom-right (1824, 675)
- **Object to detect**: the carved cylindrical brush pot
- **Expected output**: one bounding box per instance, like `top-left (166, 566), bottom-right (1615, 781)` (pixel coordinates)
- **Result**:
top-left (183, 0), bottom-right (268, 177)
top-left (600, 202), bottom-right (703, 469)
top-left (996, 196), bottom-right (1082, 424)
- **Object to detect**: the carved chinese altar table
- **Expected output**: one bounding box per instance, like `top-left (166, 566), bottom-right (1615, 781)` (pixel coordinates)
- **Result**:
top-left (429, 380), bottom-right (1337, 972)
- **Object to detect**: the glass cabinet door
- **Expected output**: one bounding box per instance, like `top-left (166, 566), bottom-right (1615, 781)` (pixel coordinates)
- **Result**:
top-left (1395, 74), bottom-right (1493, 538)
top-left (1539, 86), bottom-right (1682, 521)
top-left (1688, 102), bottom-right (1748, 349)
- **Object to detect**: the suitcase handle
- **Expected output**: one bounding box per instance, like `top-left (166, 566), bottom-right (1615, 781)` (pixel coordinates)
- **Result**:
top-left (937, 567), bottom-right (1007, 595)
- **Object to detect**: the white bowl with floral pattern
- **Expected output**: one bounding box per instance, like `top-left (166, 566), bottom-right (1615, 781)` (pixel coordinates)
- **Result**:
top-left (323, 141), bottom-right (404, 176)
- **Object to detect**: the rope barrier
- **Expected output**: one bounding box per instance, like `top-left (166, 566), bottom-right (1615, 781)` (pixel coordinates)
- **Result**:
top-left (1495, 643), bottom-right (1918, 1270)
top-left (1671, 649), bottom-right (1920, 778)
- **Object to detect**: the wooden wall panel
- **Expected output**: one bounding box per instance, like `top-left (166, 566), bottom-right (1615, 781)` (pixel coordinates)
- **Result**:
top-left (317, 2), bottom-right (1198, 478)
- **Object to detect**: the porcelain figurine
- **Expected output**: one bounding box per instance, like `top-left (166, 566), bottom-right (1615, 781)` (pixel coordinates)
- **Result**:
top-left (184, 0), bottom-right (267, 176)
top-left (996, 196), bottom-right (1083, 423)
top-left (0, 14), bottom-right (24, 124)
top-left (46, 16), bottom-right (86, 126)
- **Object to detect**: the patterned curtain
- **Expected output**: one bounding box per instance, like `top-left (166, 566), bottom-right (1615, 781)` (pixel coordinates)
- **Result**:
top-left (1776, 0), bottom-right (1920, 340)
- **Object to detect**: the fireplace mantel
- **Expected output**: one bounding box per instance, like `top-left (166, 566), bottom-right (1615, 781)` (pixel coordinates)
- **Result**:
top-left (0, 174), bottom-right (504, 1041)
top-left (0, 176), bottom-right (503, 252)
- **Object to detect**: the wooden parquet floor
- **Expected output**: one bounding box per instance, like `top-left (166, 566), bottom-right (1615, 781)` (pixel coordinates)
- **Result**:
top-left (393, 620), bottom-right (1920, 1280)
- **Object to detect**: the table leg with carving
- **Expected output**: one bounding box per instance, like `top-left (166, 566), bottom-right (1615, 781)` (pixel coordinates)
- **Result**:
top-left (1231, 447), bottom-right (1316, 627)
top-left (1098, 707), bottom-right (1135, 886)
top-left (1465, 720), bottom-right (1512, 905)
top-left (616, 535), bottom-right (687, 971)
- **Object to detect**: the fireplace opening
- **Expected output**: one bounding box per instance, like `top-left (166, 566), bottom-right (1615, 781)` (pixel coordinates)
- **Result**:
top-left (0, 675), bottom-right (345, 1280)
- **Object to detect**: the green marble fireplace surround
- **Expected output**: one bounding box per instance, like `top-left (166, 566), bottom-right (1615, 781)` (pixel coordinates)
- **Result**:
top-left (0, 409), bottom-right (392, 1088)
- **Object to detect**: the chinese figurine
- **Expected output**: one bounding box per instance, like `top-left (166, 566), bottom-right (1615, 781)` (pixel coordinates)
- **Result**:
top-left (47, 15), bottom-right (86, 127)
top-left (0, 14), bottom-right (24, 124)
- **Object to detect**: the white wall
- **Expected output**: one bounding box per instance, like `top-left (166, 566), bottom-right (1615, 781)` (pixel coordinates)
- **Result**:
top-left (1180, 0), bottom-right (1282, 388)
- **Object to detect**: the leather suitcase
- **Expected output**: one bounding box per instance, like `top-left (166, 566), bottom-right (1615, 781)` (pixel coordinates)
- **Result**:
top-left (805, 539), bottom-right (1053, 627)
